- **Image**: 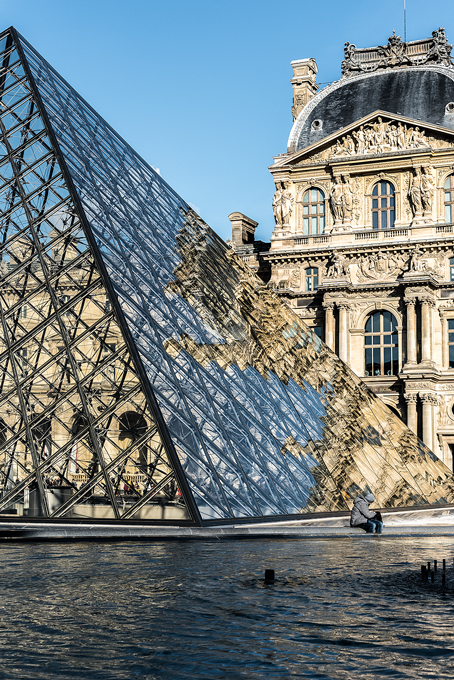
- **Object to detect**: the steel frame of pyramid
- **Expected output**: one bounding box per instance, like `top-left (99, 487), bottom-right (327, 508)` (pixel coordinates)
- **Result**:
top-left (0, 26), bottom-right (453, 527)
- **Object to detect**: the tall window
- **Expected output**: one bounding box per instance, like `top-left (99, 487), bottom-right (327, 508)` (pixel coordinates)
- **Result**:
top-left (302, 188), bottom-right (325, 235)
top-left (448, 319), bottom-right (454, 368)
top-left (364, 311), bottom-right (398, 376)
top-left (372, 181), bottom-right (395, 229)
top-left (305, 267), bottom-right (319, 291)
top-left (445, 175), bottom-right (454, 223)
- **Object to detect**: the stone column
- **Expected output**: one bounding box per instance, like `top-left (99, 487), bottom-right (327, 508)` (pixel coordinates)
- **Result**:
top-left (404, 298), bottom-right (417, 365)
top-left (420, 393), bottom-right (433, 451)
top-left (324, 302), bottom-right (335, 351)
top-left (405, 394), bottom-right (418, 434)
top-left (420, 296), bottom-right (434, 365)
top-left (338, 303), bottom-right (349, 363)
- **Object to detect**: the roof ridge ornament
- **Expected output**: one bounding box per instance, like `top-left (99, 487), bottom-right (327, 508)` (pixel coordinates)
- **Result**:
top-left (341, 27), bottom-right (453, 78)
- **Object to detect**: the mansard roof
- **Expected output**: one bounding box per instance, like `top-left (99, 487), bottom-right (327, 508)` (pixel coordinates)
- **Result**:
top-left (276, 110), bottom-right (454, 168)
top-left (288, 65), bottom-right (454, 154)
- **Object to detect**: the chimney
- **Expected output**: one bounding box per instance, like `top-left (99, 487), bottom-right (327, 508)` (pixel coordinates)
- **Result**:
top-left (291, 58), bottom-right (318, 121)
top-left (228, 212), bottom-right (258, 246)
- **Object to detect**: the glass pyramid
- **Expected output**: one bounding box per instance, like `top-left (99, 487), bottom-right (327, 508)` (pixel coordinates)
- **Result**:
top-left (0, 26), bottom-right (453, 526)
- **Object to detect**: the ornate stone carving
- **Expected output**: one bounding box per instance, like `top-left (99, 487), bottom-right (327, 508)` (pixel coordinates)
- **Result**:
top-left (405, 394), bottom-right (418, 404)
top-left (357, 250), bottom-right (405, 281)
top-left (273, 182), bottom-right (294, 227)
top-left (341, 29), bottom-right (453, 78)
top-left (332, 119), bottom-right (429, 159)
top-left (421, 167), bottom-right (434, 215)
top-left (329, 174), bottom-right (354, 227)
top-left (408, 168), bottom-right (423, 217)
top-left (326, 251), bottom-right (350, 279)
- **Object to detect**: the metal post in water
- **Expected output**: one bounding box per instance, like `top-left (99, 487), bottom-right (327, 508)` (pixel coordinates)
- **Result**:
top-left (264, 569), bottom-right (275, 583)
top-left (442, 572), bottom-right (446, 587)
top-left (421, 565), bottom-right (426, 578)
top-left (434, 560), bottom-right (438, 572)
top-left (443, 559), bottom-right (446, 572)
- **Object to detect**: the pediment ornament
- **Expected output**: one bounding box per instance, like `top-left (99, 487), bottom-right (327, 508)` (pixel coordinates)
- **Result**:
top-left (297, 117), bottom-right (454, 166)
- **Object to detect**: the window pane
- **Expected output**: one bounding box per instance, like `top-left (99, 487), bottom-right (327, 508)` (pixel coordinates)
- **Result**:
top-left (320, 216), bottom-right (325, 232)
top-left (311, 204), bottom-right (317, 214)
top-left (390, 196), bottom-right (395, 207)
top-left (313, 326), bottom-right (322, 338)
top-left (448, 319), bottom-right (454, 329)
top-left (446, 205), bottom-right (452, 223)
top-left (365, 317), bottom-right (372, 332)
top-left (306, 277), bottom-right (312, 291)
top-left (365, 336), bottom-right (372, 345)
top-left (303, 191), bottom-right (309, 202)
top-left (373, 336), bottom-right (381, 345)
top-left (392, 346), bottom-right (398, 374)
top-left (372, 184), bottom-right (378, 196)
top-left (383, 311), bottom-right (391, 331)
top-left (373, 348), bottom-right (381, 374)
top-left (381, 198), bottom-right (387, 208)
top-left (365, 348), bottom-right (372, 375)
top-left (390, 210), bottom-right (395, 228)
top-left (372, 199), bottom-right (378, 209)
top-left (311, 189), bottom-right (317, 202)
top-left (303, 217), bottom-right (309, 234)
top-left (449, 333), bottom-right (454, 343)
top-left (381, 211), bottom-right (387, 229)
top-left (303, 205), bottom-right (309, 215)
top-left (445, 178), bottom-right (452, 189)
top-left (311, 217), bottom-right (317, 233)
top-left (389, 184), bottom-right (395, 195)
top-left (383, 335), bottom-right (392, 344)
top-left (372, 313), bottom-right (380, 332)
top-left (445, 192), bottom-right (451, 202)
top-left (313, 274), bottom-right (318, 290)
top-left (320, 203), bottom-right (325, 214)
top-left (372, 212), bottom-right (378, 229)
top-left (449, 344), bottom-right (454, 369)
top-left (450, 259), bottom-right (454, 266)
top-left (381, 182), bottom-right (388, 195)
top-left (383, 347), bottom-right (391, 375)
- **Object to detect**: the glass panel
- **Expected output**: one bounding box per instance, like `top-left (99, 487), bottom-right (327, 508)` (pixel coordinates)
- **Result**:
top-left (372, 211), bottom-right (378, 229)
top-left (448, 319), bottom-right (454, 329)
top-left (381, 210), bottom-right (387, 229)
top-left (381, 182), bottom-right (388, 195)
top-left (450, 345), bottom-right (454, 369)
top-left (372, 312), bottom-right (380, 332)
top-left (303, 217), bottom-right (309, 234)
top-left (372, 184), bottom-right (378, 196)
top-left (320, 216), bottom-right (325, 232)
top-left (446, 205), bottom-right (452, 223)
top-left (311, 216), bottom-right (317, 233)
top-left (365, 348), bottom-right (372, 376)
top-left (383, 311), bottom-right (391, 332)
top-left (303, 191), bottom-right (309, 202)
top-left (373, 348), bottom-right (381, 375)
top-left (445, 177), bottom-right (452, 189)
top-left (303, 205), bottom-right (309, 215)
top-left (311, 189), bottom-right (317, 202)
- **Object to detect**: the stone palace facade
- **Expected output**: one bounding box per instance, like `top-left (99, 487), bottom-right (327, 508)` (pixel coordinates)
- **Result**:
top-left (231, 29), bottom-right (454, 469)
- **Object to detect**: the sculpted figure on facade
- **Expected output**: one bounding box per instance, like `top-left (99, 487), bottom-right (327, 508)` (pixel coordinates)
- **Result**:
top-left (408, 246), bottom-right (427, 273)
top-left (341, 174), bottom-right (354, 222)
top-left (329, 177), bottom-right (343, 224)
top-left (326, 251), bottom-right (350, 279)
top-left (421, 166), bottom-right (434, 216)
top-left (408, 168), bottom-right (423, 217)
top-left (273, 182), bottom-right (294, 227)
top-left (330, 119), bottom-right (429, 160)
top-left (357, 250), bottom-right (405, 281)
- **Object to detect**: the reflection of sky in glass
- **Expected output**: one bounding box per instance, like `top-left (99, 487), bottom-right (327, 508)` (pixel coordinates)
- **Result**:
top-left (17, 31), bottom-right (454, 520)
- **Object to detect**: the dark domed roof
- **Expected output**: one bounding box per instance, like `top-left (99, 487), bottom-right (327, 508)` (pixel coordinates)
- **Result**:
top-left (289, 67), bottom-right (454, 152)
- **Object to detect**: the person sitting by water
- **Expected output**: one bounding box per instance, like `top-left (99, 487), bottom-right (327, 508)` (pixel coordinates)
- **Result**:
top-left (350, 493), bottom-right (383, 534)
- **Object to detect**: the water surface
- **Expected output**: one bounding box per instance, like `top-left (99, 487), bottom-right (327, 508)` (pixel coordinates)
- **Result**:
top-left (1, 537), bottom-right (454, 678)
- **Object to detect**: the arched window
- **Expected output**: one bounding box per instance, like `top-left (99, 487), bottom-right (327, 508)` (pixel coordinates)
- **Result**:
top-left (301, 188), bottom-right (325, 235)
top-left (445, 175), bottom-right (454, 223)
top-left (372, 181), bottom-right (395, 229)
top-left (364, 311), bottom-right (398, 376)
top-left (305, 267), bottom-right (319, 291)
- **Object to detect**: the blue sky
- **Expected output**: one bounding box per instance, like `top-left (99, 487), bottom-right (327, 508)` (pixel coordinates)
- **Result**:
top-left (2, 0), bottom-right (454, 241)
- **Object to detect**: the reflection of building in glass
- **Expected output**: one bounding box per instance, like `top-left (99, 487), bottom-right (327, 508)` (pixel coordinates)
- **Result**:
top-left (242, 28), bottom-right (454, 472)
top-left (1, 26), bottom-right (454, 526)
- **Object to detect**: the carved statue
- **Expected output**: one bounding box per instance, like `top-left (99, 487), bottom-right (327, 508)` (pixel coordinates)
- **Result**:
top-left (421, 167), bottom-right (434, 215)
top-left (329, 178), bottom-right (344, 224)
top-left (341, 175), bottom-right (354, 222)
top-left (408, 246), bottom-right (426, 273)
top-left (273, 183), bottom-right (294, 227)
top-left (408, 169), bottom-right (423, 216)
top-left (326, 251), bottom-right (349, 279)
